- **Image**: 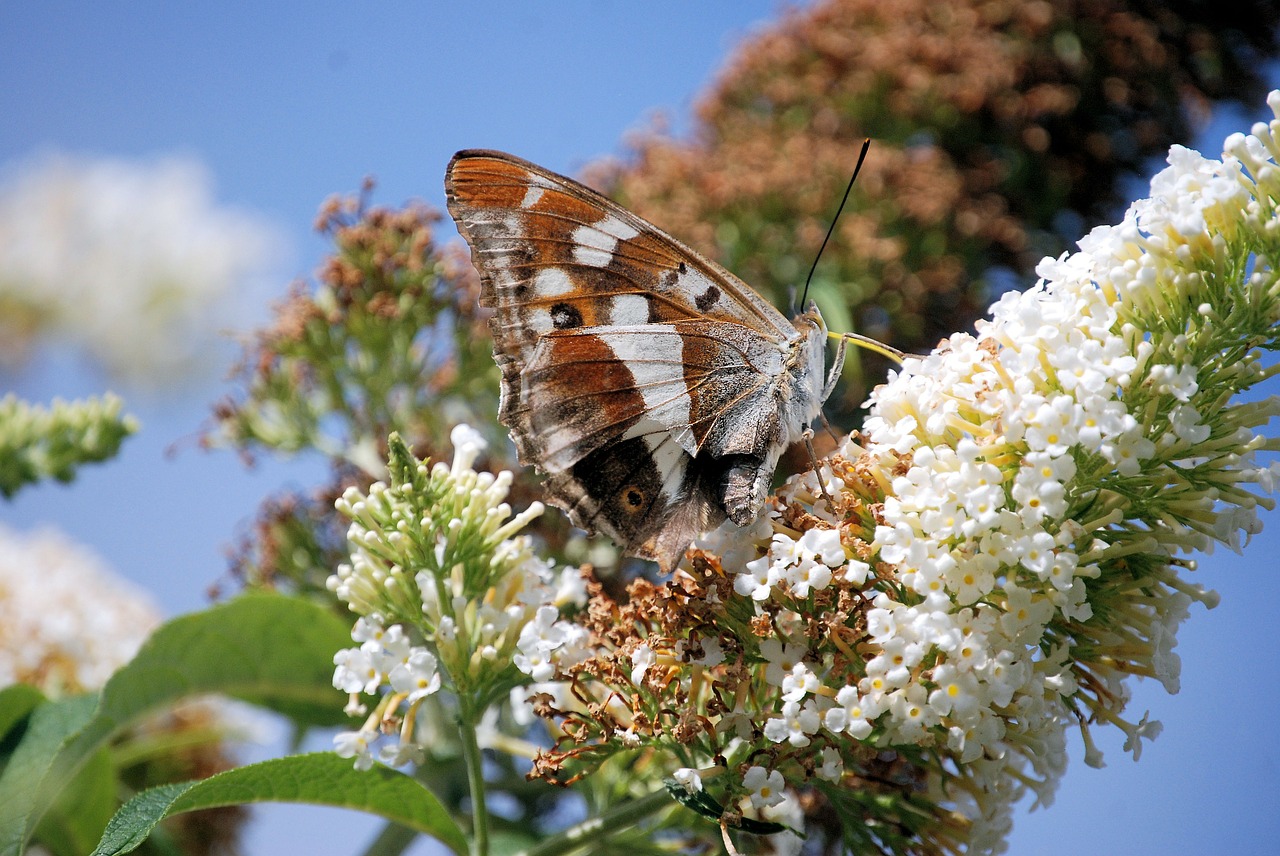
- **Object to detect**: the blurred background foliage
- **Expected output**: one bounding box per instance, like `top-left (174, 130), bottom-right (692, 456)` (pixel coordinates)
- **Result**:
top-left (587, 0), bottom-right (1280, 415)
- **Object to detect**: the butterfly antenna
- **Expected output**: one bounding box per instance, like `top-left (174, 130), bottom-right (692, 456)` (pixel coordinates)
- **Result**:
top-left (800, 138), bottom-right (872, 309)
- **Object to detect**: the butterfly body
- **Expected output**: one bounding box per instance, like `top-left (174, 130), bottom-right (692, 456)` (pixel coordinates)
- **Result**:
top-left (446, 150), bottom-right (832, 571)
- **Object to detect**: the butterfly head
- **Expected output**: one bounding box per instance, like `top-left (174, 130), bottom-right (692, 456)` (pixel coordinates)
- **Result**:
top-left (774, 302), bottom-right (830, 431)
top-left (793, 300), bottom-right (827, 333)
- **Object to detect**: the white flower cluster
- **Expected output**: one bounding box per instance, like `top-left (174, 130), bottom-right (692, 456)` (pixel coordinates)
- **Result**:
top-left (711, 93), bottom-right (1280, 848)
top-left (332, 617), bottom-right (442, 769)
top-left (0, 524), bottom-right (159, 693)
top-left (329, 425), bottom-right (587, 769)
top-left (734, 528), bottom-right (867, 601)
top-left (513, 602), bottom-right (592, 682)
top-left (0, 152), bottom-right (283, 386)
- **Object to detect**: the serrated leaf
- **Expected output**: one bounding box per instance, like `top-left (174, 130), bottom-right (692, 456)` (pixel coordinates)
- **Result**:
top-left (85, 592), bottom-right (353, 743)
top-left (0, 594), bottom-right (354, 856)
top-left (661, 779), bottom-right (787, 836)
top-left (90, 753), bottom-right (466, 856)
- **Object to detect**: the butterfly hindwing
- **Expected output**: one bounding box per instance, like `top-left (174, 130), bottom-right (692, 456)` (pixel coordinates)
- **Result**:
top-left (547, 422), bottom-right (719, 568)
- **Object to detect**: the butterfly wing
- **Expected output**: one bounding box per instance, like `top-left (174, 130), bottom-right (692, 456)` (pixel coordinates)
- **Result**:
top-left (445, 150), bottom-right (821, 570)
top-left (445, 149), bottom-right (797, 359)
top-left (512, 319), bottom-right (806, 567)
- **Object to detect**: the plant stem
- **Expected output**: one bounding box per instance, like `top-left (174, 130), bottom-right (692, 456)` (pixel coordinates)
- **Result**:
top-left (458, 715), bottom-right (490, 856)
top-left (517, 787), bottom-right (673, 856)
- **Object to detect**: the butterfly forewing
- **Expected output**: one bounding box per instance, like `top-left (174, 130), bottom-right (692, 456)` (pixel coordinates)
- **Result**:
top-left (445, 149), bottom-right (827, 571)
top-left (445, 150), bottom-right (795, 341)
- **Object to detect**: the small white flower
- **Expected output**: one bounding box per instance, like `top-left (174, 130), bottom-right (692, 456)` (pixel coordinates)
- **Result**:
top-left (517, 606), bottom-right (565, 654)
top-left (817, 747), bottom-right (844, 783)
top-left (823, 684), bottom-right (880, 740)
top-left (553, 566), bottom-right (589, 607)
top-left (1169, 403), bottom-right (1211, 444)
top-left (743, 765), bottom-right (786, 810)
top-left (388, 648), bottom-right (442, 702)
top-left (378, 739), bottom-right (425, 767)
top-left (333, 729), bottom-right (378, 771)
top-left (780, 662), bottom-right (821, 702)
top-left (630, 643), bottom-right (656, 686)
top-left (686, 635), bottom-right (725, 668)
top-left (1121, 713), bottom-right (1164, 762)
top-left (350, 616), bottom-right (387, 645)
top-left (797, 527), bottom-right (846, 566)
top-left (843, 558), bottom-right (872, 585)
top-left (759, 639), bottom-right (808, 687)
top-left (333, 646), bottom-right (382, 695)
top-left (735, 555), bottom-right (777, 601)
top-left (672, 767), bottom-right (703, 794)
top-left (762, 699), bottom-right (821, 747)
top-left (783, 557), bottom-right (832, 598)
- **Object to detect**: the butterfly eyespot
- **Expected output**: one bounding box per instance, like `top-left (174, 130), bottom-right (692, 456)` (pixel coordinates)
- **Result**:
top-left (695, 285), bottom-right (721, 312)
top-left (622, 486), bottom-right (646, 511)
top-left (677, 261), bottom-right (688, 274)
top-left (550, 302), bottom-right (584, 329)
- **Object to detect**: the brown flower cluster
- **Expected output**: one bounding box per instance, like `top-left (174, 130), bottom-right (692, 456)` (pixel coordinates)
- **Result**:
top-left (210, 189), bottom-right (573, 595)
top-left (210, 185), bottom-right (493, 460)
top-left (522, 446), bottom-right (969, 853)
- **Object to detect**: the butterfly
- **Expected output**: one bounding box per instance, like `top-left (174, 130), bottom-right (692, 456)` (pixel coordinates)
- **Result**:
top-left (445, 149), bottom-right (859, 572)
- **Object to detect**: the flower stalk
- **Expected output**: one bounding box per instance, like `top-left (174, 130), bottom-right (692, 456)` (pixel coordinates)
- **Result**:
top-left (458, 709), bottom-right (490, 856)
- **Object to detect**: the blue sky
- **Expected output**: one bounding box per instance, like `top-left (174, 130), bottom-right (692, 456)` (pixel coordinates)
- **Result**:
top-left (3, 3), bottom-right (1278, 855)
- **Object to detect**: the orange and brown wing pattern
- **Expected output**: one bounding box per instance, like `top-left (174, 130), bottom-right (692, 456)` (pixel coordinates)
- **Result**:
top-left (444, 150), bottom-right (825, 571)
top-left (511, 320), bottom-right (799, 570)
top-left (444, 150), bottom-right (796, 355)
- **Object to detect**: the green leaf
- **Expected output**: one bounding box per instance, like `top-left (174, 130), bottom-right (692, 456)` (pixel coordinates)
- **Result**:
top-left (34, 747), bottom-right (116, 856)
top-left (0, 693), bottom-right (98, 856)
top-left (91, 753), bottom-right (467, 856)
top-left (84, 592), bottom-right (353, 743)
top-left (0, 594), bottom-right (355, 856)
top-left (662, 779), bottom-right (787, 836)
top-left (0, 684), bottom-right (44, 745)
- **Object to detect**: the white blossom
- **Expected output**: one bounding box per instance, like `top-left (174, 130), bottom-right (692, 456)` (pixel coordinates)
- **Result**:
top-left (0, 524), bottom-right (158, 693)
top-left (0, 153), bottom-right (284, 386)
top-left (742, 766), bottom-right (786, 810)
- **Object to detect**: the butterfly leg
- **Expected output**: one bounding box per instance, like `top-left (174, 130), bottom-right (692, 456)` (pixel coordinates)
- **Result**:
top-left (715, 455), bottom-right (774, 527)
top-left (801, 428), bottom-right (837, 512)
top-left (818, 411), bottom-right (841, 445)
